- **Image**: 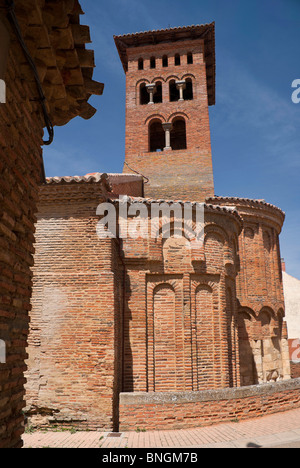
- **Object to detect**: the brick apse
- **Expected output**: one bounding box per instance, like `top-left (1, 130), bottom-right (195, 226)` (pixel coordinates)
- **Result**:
top-left (24, 24), bottom-right (299, 432)
top-left (0, 0), bottom-right (103, 448)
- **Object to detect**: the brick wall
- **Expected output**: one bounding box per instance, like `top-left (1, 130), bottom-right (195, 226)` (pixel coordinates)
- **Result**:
top-left (25, 197), bottom-right (245, 429)
top-left (25, 183), bottom-right (123, 430)
top-left (0, 0), bottom-right (102, 446)
top-left (207, 197), bottom-right (291, 386)
top-left (0, 20), bottom-right (45, 448)
top-left (118, 202), bottom-right (242, 394)
top-left (119, 378), bottom-right (300, 431)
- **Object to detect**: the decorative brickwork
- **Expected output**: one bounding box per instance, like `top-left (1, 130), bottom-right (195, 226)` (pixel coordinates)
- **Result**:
top-left (206, 197), bottom-right (291, 385)
top-left (24, 23), bottom-right (292, 433)
top-left (114, 25), bottom-right (215, 202)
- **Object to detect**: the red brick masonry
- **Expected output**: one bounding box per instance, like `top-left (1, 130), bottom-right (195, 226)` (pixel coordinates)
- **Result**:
top-left (119, 378), bottom-right (300, 431)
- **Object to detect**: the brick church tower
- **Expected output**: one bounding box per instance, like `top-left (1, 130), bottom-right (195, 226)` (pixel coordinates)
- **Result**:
top-left (114, 24), bottom-right (216, 201)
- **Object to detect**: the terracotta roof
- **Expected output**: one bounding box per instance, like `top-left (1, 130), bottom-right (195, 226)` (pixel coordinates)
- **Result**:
top-left (46, 173), bottom-right (111, 191)
top-left (206, 196), bottom-right (285, 219)
top-left (114, 23), bottom-right (216, 106)
top-left (109, 196), bottom-right (243, 225)
top-left (45, 172), bottom-right (143, 192)
top-left (3, 0), bottom-right (104, 127)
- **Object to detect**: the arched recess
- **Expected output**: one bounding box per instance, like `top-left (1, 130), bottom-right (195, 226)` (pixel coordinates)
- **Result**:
top-left (258, 308), bottom-right (273, 338)
top-left (148, 118), bottom-right (165, 152)
top-left (258, 306), bottom-right (283, 381)
top-left (204, 230), bottom-right (225, 269)
top-left (194, 284), bottom-right (214, 389)
top-left (263, 230), bottom-right (273, 298)
top-left (170, 117), bottom-right (187, 150)
top-left (163, 236), bottom-right (192, 272)
top-left (237, 308), bottom-right (258, 386)
top-left (153, 284), bottom-right (176, 391)
top-left (242, 226), bottom-right (255, 293)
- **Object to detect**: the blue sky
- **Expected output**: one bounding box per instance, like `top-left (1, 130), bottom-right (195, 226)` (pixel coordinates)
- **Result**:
top-left (43, 0), bottom-right (300, 279)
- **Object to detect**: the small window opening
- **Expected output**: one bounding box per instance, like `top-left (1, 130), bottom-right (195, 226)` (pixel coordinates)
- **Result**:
top-left (169, 80), bottom-right (179, 102)
top-left (175, 54), bottom-right (181, 66)
top-left (183, 78), bottom-right (193, 100)
top-left (150, 56), bottom-right (156, 69)
top-left (187, 53), bottom-right (193, 64)
top-left (170, 118), bottom-right (187, 150)
top-left (138, 58), bottom-right (144, 70)
top-left (140, 83), bottom-right (149, 105)
top-left (162, 55), bottom-right (168, 67)
top-left (153, 82), bottom-right (162, 104)
top-left (149, 120), bottom-right (165, 152)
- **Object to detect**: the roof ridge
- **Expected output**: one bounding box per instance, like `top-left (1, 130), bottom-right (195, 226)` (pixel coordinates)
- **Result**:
top-left (113, 22), bottom-right (215, 39)
top-left (206, 196), bottom-right (285, 215)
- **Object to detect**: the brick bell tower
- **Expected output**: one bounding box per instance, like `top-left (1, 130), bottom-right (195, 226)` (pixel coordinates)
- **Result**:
top-left (114, 23), bottom-right (216, 202)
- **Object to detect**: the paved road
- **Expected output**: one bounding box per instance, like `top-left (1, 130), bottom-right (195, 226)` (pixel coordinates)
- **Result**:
top-left (22, 407), bottom-right (300, 449)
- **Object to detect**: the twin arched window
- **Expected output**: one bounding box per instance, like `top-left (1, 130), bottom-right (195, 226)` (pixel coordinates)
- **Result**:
top-left (140, 78), bottom-right (193, 105)
top-left (139, 82), bottom-right (162, 105)
top-left (149, 117), bottom-right (187, 153)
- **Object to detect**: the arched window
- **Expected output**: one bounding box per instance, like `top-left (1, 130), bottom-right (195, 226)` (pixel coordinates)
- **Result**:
top-left (183, 78), bottom-right (193, 100)
top-left (138, 58), bottom-right (144, 70)
top-left (170, 117), bottom-right (187, 150)
top-left (150, 56), bottom-right (156, 69)
top-left (175, 54), bottom-right (181, 66)
top-left (149, 119), bottom-right (165, 152)
top-left (187, 52), bottom-right (193, 64)
top-left (140, 83), bottom-right (149, 105)
top-left (169, 79), bottom-right (179, 102)
top-left (153, 81), bottom-right (162, 103)
top-left (162, 55), bottom-right (168, 67)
